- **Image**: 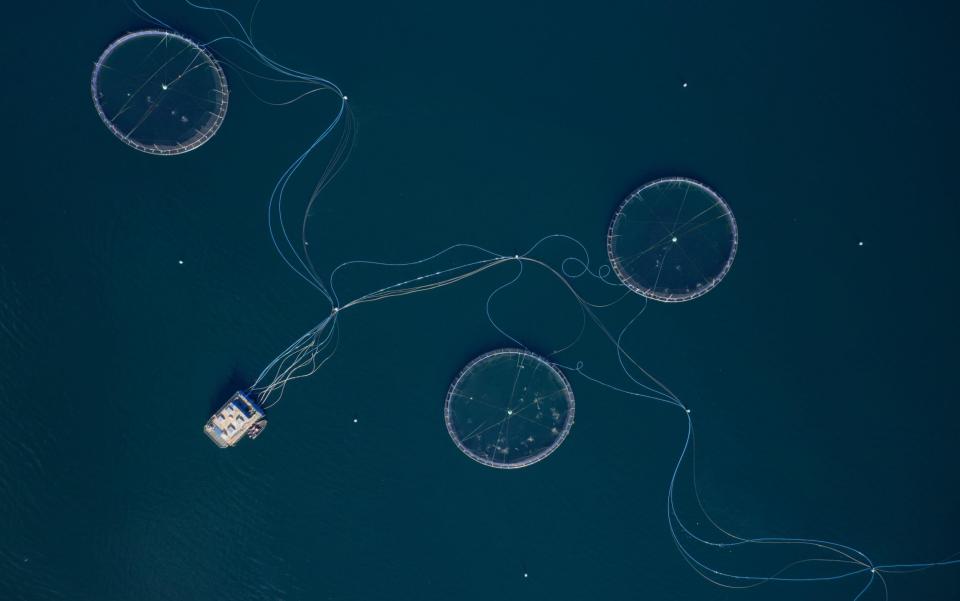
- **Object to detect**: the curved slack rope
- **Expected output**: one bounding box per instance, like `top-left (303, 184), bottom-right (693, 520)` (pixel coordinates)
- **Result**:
top-left (122, 4), bottom-right (960, 598)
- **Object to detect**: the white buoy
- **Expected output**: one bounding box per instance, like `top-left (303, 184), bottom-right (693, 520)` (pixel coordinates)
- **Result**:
top-left (671, 236), bottom-right (678, 243)
top-left (178, 260), bottom-right (184, 265)
top-left (353, 418), bottom-right (358, 424)
top-left (682, 82), bottom-right (688, 88)
top-left (858, 241), bottom-right (864, 246)
top-left (162, 83), bottom-right (168, 90)
top-left (523, 573), bottom-right (528, 578)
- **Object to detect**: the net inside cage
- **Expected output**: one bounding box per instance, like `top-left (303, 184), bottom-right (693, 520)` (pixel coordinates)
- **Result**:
top-left (607, 177), bottom-right (738, 302)
top-left (445, 349), bottom-right (575, 469)
top-left (91, 30), bottom-right (228, 155)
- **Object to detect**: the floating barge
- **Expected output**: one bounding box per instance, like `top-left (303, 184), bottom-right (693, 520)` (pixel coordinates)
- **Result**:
top-left (203, 391), bottom-right (268, 448)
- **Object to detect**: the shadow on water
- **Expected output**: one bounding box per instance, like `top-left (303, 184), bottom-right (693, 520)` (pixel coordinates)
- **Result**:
top-left (208, 366), bottom-right (253, 415)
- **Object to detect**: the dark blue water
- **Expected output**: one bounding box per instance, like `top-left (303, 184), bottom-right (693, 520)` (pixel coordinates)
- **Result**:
top-left (2, 1), bottom-right (958, 599)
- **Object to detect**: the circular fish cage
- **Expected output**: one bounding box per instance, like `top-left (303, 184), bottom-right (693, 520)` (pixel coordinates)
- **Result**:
top-left (444, 348), bottom-right (575, 469)
top-left (91, 29), bottom-right (229, 155)
top-left (607, 177), bottom-right (738, 302)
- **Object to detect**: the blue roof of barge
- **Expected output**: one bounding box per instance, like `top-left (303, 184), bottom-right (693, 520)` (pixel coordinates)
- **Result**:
top-left (231, 399), bottom-right (253, 417)
top-left (237, 390), bottom-right (266, 415)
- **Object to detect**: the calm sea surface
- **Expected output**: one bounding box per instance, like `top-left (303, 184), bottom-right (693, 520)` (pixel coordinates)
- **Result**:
top-left (2, 1), bottom-right (959, 599)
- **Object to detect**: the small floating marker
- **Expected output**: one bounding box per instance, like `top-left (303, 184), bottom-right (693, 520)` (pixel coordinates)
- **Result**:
top-left (685, 408), bottom-right (691, 414)
top-left (343, 95), bottom-right (348, 100)
top-left (514, 254), bottom-right (519, 259)
top-left (671, 236), bottom-right (678, 243)
top-left (507, 409), bottom-right (513, 415)
top-left (162, 83), bottom-right (168, 90)
top-left (353, 417), bottom-right (358, 424)
top-left (871, 568), bottom-right (876, 573)
top-left (523, 572), bottom-right (528, 578)
top-left (178, 259), bottom-right (184, 265)
top-left (682, 82), bottom-right (688, 88)
top-left (332, 307), bottom-right (339, 313)
top-left (858, 241), bottom-right (864, 246)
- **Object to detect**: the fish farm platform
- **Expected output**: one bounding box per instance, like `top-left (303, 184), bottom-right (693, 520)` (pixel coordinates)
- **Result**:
top-left (203, 391), bottom-right (267, 448)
